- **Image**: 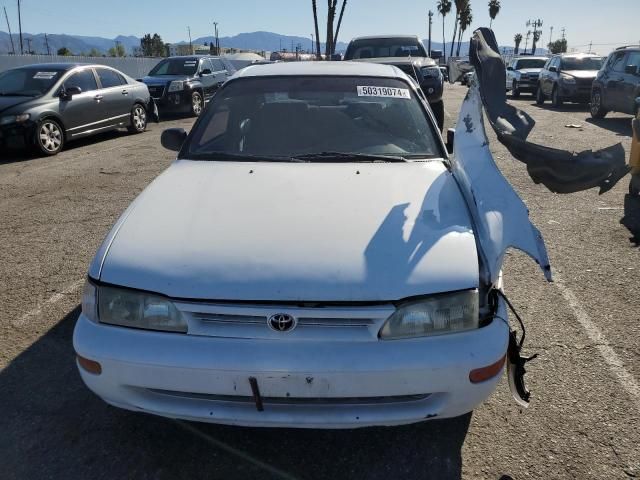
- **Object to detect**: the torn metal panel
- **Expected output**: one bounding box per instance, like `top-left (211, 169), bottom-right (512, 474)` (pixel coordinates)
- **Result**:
top-left (451, 82), bottom-right (552, 285)
top-left (468, 27), bottom-right (629, 194)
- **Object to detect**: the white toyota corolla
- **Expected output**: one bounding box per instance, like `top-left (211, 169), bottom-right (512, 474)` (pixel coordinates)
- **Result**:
top-left (74, 61), bottom-right (550, 428)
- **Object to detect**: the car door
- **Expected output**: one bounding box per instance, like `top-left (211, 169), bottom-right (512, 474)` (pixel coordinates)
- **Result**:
top-left (95, 67), bottom-right (133, 124)
top-left (210, 58), bottom-right (229, 87)
top-left (546, 57), bottom-right (560, 95)
top-left (197, 58), bottom-right (217, 101)
top-left (58, 68), bottom-right (105, 136)
top-left (539, 58), bottom-right (552, 95)
top-left (602, 51), bottom-right (628, 111)
top-left (619, 51), bottom-right (640, 113)
top-left (506, 59), bottom-right (516, 89)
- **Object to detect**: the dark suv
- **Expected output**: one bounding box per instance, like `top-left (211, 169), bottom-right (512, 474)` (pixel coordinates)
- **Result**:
top-left (343, 35), bottom-right (444, 130)
top-left (591, 46), bottom-right (640, 118)
top-left (142, 56), bottom-right (236, 117)
top-left (536, 53), bottom-right (603, 107)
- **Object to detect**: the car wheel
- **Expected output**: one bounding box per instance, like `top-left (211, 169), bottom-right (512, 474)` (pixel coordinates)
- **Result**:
top-left (512, 80), bottom-right (520, 99)
top-left (535, 85), bottom-right (545, 105)
top-left (127, 104), bottom-right (148, 134)
top-left (430, 100), bottom-right (445, 132)
top-left (191, 91), bottom-right (203, 117)
top-left (551, 86), bottom-right (563, 108)
top-left (590, 89), bottom-right (608, 119)
top-left (34, 118), bottom-right (64, 156)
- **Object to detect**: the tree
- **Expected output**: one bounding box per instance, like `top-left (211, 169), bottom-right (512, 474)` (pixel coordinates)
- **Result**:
top-left (488, 0), bottom-right (500, 28)
top-left (332, 0), bottom-right (347, 55)
top-left (514, 33), bottom-right (523, 55)
top-left (547, 38), bottom-right (567, 54)
top-left (311, 0), bottom-right (321, 59)
top-left (450, 0), bottom-right (467, 58)
top-left (456, 2), bottom-right (472, 57)
top-left (57, 47), bottom-right (71, 56)
top-left (88, 48), bottom-right (101, 57)
top-left (531, 30), bottom-right (541, 55)
top-left (140, 33), bottom-right (165, 57)
top-left (325, 0), bottom-right (337, 58)
top-left (437, 0), bottom-right (452, 63)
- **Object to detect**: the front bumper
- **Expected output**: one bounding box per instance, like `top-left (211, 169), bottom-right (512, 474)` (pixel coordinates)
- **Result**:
top-left (421, 77), bottom-right (444, 103)
top-left (0, 121), bottom-right (34, 151)
top-left (74, 299), bottom-right (509, 428)
top-left (516, 77), bottom-right (539, 91)
top-left (147, 88), bottom-right (192, 112)
top-left (559, 82), bottom-right (593, 102)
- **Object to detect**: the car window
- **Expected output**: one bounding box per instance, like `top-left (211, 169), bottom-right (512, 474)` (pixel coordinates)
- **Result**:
top-left (211, 58), bottom-right (226, 72)
top-left (96, 68), bottom-right (126, 88)
top-left (515, 58), bottom-right (547, 69)
top-left (626, 51), bottom-right (640, 70)
top-left (561, 57), bottom-right (603, 70)
top-left (0, 67), bottom-right (64, 96)
top-left (200, 58), bottom-right (214, 73)
top-left (609, 52), bottom-right (627, 72)
top-left (149, 58), bottom-right (199, 76)
top-left (185, 76), bottom-right (442, 160)
top-left (344, 38), bottom-right (428, 59)
top-left (65, 69), bottom-right (98, 93)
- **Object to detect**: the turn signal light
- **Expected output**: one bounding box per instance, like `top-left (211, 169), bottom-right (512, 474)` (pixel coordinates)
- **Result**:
top-left (469, 354), bottom-right (506, 384)
top-left (77, 355), bottom-right (102, 375)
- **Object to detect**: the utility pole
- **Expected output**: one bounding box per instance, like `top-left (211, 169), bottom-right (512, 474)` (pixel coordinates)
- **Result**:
top-left (588, 41), bottom-right (593, 54)
top-left (213, 22), bottom-right (220, 55)
top-left (311, 34), bottom-right (314, 54)
top-left (4, 7), bottom-right (15, 55)
top-left (549, 26), bottom-right (553, 48)
top-left (26, 37), bottom-right (31, 54)
top-left (427, 10), bottom-right (433, 57)
top-left (188, 26), bottom-right (192, 54)
top-left (561, 28), bottom-right (566, 40)
top-left (17, 0), bottom-right (23, 54)
top-left (526, 18), bottom-right (543, 55)
top-left (44, 33), bottom-right (50, 55)
top-left (524, 30), bottom-right (531, 55)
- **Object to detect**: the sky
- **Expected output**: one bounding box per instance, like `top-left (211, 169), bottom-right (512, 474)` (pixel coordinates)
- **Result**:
top-left (2, 0), bottom-right (638, 55)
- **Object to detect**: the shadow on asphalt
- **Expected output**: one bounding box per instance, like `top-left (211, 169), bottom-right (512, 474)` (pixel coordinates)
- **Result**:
top-left (621, 193), bottom-right (640, 246)
top-left (1, 306), bottom-right (472, 480)
top-left (586, 117), bottom-right (633, 137)
top-left (528, 102), bottom-right (590, 113)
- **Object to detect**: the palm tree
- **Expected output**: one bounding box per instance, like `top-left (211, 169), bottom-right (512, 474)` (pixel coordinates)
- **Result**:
top-left (312, 0), bottom-right (321, 59)
top-left (437, 0), bottom-right (452, 63)
top-left (325, 0), bottom-right (337, 58)
top-left (531, 30), bottom-right (541, 55)
top-left (488, 0), bottom-right (500, 28)
top-left (514, 33), bottom-right (523, 54)
top-left (456, 3), bottom-right (472, 56)
top-left (450, 0), bottom-right (467, 58)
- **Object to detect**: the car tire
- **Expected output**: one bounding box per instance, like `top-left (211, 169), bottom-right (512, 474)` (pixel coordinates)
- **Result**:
top-left (535, 85), bottom-right (545, 105)
top-left (190, 91), bottom-right (203, 117)
top-left (34, 118), bottom-right (64, 156)
top-left (127, 104), bottom-right (148, 134)
top-left (589, 89), bottom-right (608, 119)
top-left (512, 80), bottom-right (520, 99)
top-left (431, 100), bottom-right (445, 132)
top-left (551, 86), bottom-right (563, 108)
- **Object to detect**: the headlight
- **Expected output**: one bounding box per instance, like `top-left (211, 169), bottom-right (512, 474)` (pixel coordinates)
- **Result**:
top-left (81, 279), bottom-right (98, 323)
top-left (379, 290), bottom-right (479, 340)
top-left (560, 74), bottom-right (576, 84)
top-left (0, 113), bottom-right (30, 125)
top-left (97, 285), bottom-right (187, 333)
top-left (168, 81), bottom-right (185, 92)
top-left (421, 66), bottom-right (441, 79)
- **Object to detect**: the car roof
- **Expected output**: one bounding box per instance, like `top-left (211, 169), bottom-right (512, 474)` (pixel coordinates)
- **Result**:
top-left (513, 56), bottom-right (547, 60)
top-left (557, 53), bottom-right (601, 58)
top-left (11, 63), bottom-right (89, 71)
top-left (233, 60), bottom-right (409, 80)
top-left (166, 55), bottom-right (221, 60)
top-left (350, 35), bottom-right (421, 41)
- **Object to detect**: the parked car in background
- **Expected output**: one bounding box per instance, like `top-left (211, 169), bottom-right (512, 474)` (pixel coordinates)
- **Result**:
top-left (506, 56), bottom-right (547, 98)
top-left (0, 63), bottom-right (155, 156)
top-left (141, 56), bottom-right (236, 117)
top-left (591, 45), bottom-right (640, 118)
top-left (536, 53), bottom-right (603, 107)
top-left (74, 61), bottom-right (518, 428)
top-left (439, 65), bottom-right (449, 82)
top-left (343, 35), bottom-right (445, 130)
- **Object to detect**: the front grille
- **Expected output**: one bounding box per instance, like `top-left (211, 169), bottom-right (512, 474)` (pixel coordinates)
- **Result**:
top-left (148, 85), bottom-right (165, 99)
top-left (576, 77), bottom-right (594, 87)
top-left (175, 302), bottom-right (394, 341)
top-left (148, 388), bottom-right (431, 405)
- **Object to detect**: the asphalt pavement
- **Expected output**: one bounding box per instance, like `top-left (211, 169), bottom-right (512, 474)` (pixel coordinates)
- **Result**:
top-left (1, 85), bottom-right (639, 479)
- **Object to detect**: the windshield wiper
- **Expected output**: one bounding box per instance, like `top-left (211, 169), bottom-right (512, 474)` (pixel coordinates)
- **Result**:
top-left (292, 151), bottom-right (408, 162)
top-left (187, 152), bottom-right (307, 163)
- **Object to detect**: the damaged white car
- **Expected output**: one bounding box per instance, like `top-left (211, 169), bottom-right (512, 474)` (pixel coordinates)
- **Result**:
top-left (74, 56), bottom-right (556, 428)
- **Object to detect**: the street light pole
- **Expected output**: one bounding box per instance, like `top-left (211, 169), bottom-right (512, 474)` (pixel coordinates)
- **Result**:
top-left (427, 10), bottom-right (433, 57)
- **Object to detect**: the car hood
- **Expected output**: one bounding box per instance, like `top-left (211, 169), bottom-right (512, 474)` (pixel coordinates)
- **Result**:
top-left (562, 70), bottom-right (598, 79)
top-left (351, 56), bottom-right (436, 68)
top-left (96, 160), bottom-right (479, 302)
top-left (0, 95), bottom-right (35, 114)
top-left (142, 75), bottom-right (192, 86)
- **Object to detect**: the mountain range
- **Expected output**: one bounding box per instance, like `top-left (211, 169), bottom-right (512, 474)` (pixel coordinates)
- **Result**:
top-left (0, 30), bottom-right (542, 57)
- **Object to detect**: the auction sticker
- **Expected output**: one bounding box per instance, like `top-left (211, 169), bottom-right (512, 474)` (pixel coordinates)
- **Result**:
top-left (357, 86), bottom-right (410, 99)
top-left (33, 72), bottom-right (58, 80)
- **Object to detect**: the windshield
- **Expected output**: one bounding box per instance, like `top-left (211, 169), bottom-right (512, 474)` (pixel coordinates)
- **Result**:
top-left (149, 58), bottom-right (199, 76)
top-left (344, 38), bottom-right (428, 60)
top-left (515, 58), bottom-right (547, 69)
top-left (0, 68), bottom-right (63, 96)
top-left (561, 57), bottom-right (603, 70)
top-left (185, 76), bottom-right (442, 161)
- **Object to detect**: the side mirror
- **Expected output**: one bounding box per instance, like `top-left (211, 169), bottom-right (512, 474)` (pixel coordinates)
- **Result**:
top-left (446, 128), bottom-right (455, 155)
top-left (548, 66), bottom-right (558, 73)
top-left (61, 86), bottom-right (82, 99)
top-left (506, 66), bottom-right (514, 71)
top-left (625, 65), bottom-right (639, 75)
top-left (161, 128), bottom-right (187, 152)
top-left (200, 68), bottom-right (212, 76)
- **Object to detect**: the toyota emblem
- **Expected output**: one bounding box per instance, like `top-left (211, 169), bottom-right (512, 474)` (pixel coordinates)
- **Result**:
top-left (268, 313), bottom-right (297, 332)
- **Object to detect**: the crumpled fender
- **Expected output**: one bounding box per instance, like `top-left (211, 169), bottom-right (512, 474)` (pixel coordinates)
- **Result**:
top-left (468, 27), bottom-right (629, 194)
top-left (451, 82), bottom-right (552, 285)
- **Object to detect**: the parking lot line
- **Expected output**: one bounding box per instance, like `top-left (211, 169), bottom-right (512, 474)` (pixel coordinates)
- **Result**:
top-left (554, 274), bottom-right (640, 413)
top-left (13, 278), bottom-right (84, 328)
